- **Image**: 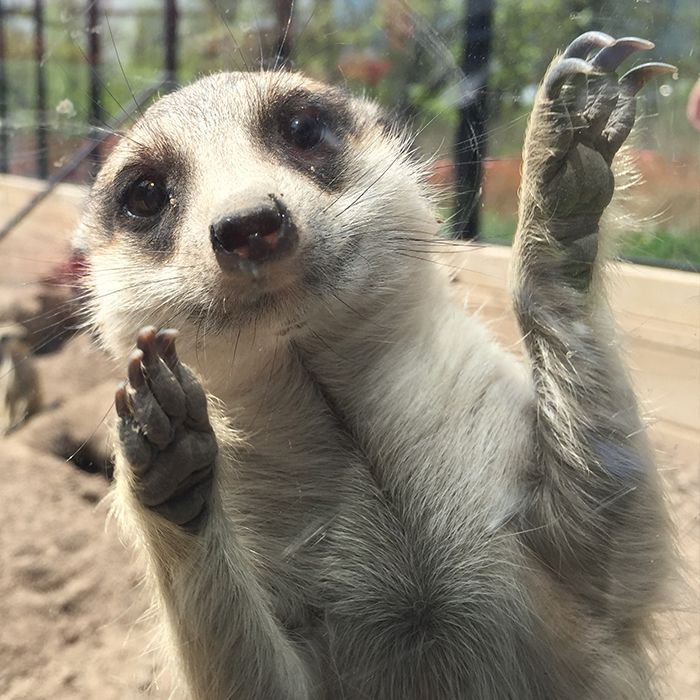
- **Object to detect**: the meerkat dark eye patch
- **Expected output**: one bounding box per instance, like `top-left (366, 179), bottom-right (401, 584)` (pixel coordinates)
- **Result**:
top-left (91, 153), bottom-right (189, 256)
top-left (256, 87), bottom-right (353, 191)
top-left (112, 166), bottom-right (174, 240)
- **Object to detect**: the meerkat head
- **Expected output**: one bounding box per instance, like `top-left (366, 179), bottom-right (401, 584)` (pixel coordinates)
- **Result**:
top-left (79, 71), bottom-right (437, 364)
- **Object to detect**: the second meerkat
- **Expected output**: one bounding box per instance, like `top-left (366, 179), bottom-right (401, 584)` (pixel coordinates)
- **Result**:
top-left (79, 31), bottom-right (674, 699)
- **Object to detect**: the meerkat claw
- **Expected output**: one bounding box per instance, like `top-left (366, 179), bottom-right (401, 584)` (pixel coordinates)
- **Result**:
top-left (154, 328), bottom-right (179, 370)
top-left (619, 62), bottom-right (677, 95)
top-left (591, 37), bottom-right (654, 72)
top-left (115, 381), bottom-right (130, 419)
top-left (597, 61), bottom-right (677, 156)
top-left (136, 328), bottom-right (187, 423)
top-left (562, 31), bottom-right (614, 59)
top-left (544, 58), bottom-right (596, 98)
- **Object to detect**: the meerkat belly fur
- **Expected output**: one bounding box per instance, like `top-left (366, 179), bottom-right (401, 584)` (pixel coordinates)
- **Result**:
top-left (78, 32), bottom-right (675, 699)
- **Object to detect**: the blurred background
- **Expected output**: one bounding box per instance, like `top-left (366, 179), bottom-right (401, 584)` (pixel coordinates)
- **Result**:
top-left (1, 0), bottom-right (699, 263)
top-left (0, 1), bottom-right (697, 698)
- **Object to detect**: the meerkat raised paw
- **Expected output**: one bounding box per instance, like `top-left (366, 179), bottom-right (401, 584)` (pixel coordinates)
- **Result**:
top-left (512, 32), bottom-right (675, 616)
top-left (519, 31), bottom-right (675, 286)
top-left (115, 327), bottom-right (217, 531)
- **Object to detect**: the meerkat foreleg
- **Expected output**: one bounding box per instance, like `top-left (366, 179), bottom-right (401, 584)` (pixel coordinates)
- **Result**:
top-left (113, 327), bottom-right (310, 700)
top-left (512, 32), bottom-right (674, 617)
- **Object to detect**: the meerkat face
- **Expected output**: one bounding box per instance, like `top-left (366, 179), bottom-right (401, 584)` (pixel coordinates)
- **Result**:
top-left (80, 71), bottom-right (437, 361)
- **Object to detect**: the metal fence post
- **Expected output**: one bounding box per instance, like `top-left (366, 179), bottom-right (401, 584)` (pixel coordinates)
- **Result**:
top-left (86, 0), bottom-right (102, 168)
top-left (33, 0), bottom-right (48, 179)
top-left (0, 0), bottom-right (8, 173)
top-left (453, 0), bottom-right (493, 240)
top-left (164, 0), bottom-right (178, 89)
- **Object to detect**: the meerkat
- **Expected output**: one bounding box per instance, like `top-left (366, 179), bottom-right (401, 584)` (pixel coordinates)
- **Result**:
top-left (0, 324), bottom-right (40, 435)
top-left (77, 32), bottom-right (675, 699)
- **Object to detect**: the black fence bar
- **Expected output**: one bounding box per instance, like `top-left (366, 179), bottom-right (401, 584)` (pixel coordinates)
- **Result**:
top-left (453, 0), bottom-right (493, 240)
top-left (87, 0), bottom-right (102, 167)
top-left (164, 0), bottom-right (178, 87)
top-left (33, 0), bottom-right (48, 179)
top-left (0, 0), bottom-right (8, 173)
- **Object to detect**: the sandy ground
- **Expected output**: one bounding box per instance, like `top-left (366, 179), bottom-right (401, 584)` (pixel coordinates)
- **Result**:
top-left (0, 180), bottom-right (697, 698)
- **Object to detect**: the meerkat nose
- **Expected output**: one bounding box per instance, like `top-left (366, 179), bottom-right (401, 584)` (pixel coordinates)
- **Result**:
top-left (209, 196), bottom-right (297, 270)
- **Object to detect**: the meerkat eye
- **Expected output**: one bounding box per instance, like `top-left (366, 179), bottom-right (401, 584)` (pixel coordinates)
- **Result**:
top-left (123, 178), bottom-right (169, 219)
top-left (282, 110), bottom-right (328, 150)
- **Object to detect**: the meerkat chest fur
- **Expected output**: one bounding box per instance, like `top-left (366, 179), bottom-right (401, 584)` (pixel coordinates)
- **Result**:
top-left (81, 45), bottom-right (672, 699)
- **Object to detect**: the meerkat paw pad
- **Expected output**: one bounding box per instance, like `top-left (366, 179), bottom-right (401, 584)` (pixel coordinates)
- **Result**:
top-left (115, 326), bottom-right (217, 530)
top-left (534, 32), bottom-right (675, 226)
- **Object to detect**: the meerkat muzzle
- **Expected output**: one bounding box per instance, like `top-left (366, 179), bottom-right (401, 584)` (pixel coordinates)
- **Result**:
top-left (209, 195), bottom-right (298, 271)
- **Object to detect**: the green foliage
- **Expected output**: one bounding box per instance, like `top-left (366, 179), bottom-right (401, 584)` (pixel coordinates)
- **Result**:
top-left (622, 230), bottom-right (700, 268)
